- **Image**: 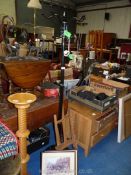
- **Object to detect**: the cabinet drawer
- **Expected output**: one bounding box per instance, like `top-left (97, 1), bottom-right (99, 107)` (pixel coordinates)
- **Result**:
top-left (95, 109), bottom-right (117, 132)
top-left (91, 119), bottom-right (116, 147)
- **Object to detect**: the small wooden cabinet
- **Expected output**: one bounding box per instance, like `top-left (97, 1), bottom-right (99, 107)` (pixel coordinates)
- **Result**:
top-left (69, 101), bottom-right (117, 156)
top-left (102, 33), bottom-right (116, 49)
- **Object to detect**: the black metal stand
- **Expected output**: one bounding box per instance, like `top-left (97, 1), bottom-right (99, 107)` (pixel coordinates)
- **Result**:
top-left (45, 12), bottom-right (68, 151)
top-left (58, 12), bottom-right (67, 120)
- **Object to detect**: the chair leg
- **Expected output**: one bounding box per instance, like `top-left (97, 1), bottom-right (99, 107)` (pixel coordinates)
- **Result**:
top-left (109, 52), bottom-right (112, 61)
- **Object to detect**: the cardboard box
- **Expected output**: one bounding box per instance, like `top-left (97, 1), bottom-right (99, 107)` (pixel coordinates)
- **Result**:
top-left (89, 75), bottom-right (129, 97)
top-left (102, 79), bottom-right (129, 97)
top-left (46, 68), bottom-right (73, 82)
top-left (69, 82), bottom-right (117, 111)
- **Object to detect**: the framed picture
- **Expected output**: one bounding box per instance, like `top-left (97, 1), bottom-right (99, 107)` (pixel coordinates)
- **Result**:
top-left (41, 150), bottom-right (77, 175)
top-left (117, 93), bottom-right (131, 143)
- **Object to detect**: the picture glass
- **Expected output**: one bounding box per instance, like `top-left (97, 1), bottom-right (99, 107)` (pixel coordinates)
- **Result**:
top-left (41, 150), bottom-right (77, 175)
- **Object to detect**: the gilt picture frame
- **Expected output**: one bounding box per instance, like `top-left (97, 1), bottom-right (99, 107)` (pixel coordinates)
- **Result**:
top-left (41, 150), bottom-right (77, 175)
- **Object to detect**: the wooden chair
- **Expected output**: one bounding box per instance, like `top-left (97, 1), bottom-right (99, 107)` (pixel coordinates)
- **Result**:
top-left (96, 30), bottom-right (112, 60)
top-left (88, 30), bottom-right (97, 52)
top-left (88, 30), bottom-right (112, 60)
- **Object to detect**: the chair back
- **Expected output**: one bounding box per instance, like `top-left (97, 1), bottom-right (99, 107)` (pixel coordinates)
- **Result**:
top-left (95, 30), bottom-right (104, 49)
top-left (88, 30), bottom-right (97, 49)
top-left (88, 30), bottom-right (104, 50)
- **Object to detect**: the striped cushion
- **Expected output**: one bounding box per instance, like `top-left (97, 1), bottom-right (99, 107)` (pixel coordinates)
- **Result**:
top-left (0, 120), bottom-right (18, 160)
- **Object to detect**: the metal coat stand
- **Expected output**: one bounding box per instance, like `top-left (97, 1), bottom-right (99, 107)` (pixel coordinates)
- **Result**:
top-left (58, 12), bottom-right (67, 120)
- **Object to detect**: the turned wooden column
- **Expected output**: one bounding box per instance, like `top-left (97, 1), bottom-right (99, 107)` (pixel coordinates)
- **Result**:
top-left (8, 92), bottom-right (36, 175)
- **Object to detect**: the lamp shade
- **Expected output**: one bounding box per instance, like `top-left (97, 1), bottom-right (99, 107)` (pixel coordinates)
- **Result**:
top-left (27, 0), bottom-right (42, 9)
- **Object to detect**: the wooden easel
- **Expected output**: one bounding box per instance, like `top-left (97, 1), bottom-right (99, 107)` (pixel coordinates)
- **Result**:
top-left (54, 106), bottom-right (77, 150)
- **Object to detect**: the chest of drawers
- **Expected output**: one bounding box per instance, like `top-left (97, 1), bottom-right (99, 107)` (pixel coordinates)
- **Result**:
top-left (69, 101), bottom-right (117, 156)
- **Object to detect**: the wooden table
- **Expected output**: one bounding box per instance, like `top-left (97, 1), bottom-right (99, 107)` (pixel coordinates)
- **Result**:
top-left (1, 97), bottom-right (68, 133)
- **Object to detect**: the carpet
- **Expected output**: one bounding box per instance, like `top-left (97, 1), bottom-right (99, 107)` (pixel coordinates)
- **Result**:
top-left (28, 123), bottom-right (131, 175)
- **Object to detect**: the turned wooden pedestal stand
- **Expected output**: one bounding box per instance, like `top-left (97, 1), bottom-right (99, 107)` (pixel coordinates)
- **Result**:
top-left (8, 93), bottom-right (36, 175)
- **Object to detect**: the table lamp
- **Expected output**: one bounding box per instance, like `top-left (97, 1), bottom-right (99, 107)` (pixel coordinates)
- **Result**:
top-left (27, 0), bottom-right (42, 41)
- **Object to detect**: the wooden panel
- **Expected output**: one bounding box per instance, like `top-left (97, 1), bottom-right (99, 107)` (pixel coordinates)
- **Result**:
top-left (69, 108), bottom-right (92, 156)
top-left (76, 112), bottom-right (91, 144)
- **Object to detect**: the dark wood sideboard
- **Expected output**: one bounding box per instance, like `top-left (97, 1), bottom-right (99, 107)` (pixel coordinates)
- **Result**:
top-left (1, 97), bottom-right (68, 133)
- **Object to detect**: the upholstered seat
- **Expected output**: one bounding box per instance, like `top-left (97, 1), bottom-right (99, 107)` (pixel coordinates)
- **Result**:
top-left (0, 155), bottom-right (20, 175)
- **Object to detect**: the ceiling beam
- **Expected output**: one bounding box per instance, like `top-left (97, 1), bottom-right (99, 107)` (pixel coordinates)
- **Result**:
top-left (41, 0), bottom-right (76, 9)
top-left (76, 0), bottom-right (123, 7)
top-left (77, 4), bottom-right (131, 13)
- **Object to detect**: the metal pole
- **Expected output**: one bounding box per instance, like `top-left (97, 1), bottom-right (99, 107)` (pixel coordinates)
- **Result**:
top-left (58, 11), bottom-right (67, 120)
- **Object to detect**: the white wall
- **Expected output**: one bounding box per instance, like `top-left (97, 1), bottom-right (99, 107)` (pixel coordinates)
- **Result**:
top-left (0, 0), bottom-right (16, 23)
top-left (76, 0), bottom-right (131, 39)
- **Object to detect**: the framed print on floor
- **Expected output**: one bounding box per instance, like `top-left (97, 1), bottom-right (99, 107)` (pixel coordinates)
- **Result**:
top-left (41, 150), bottom-right (77, 175)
